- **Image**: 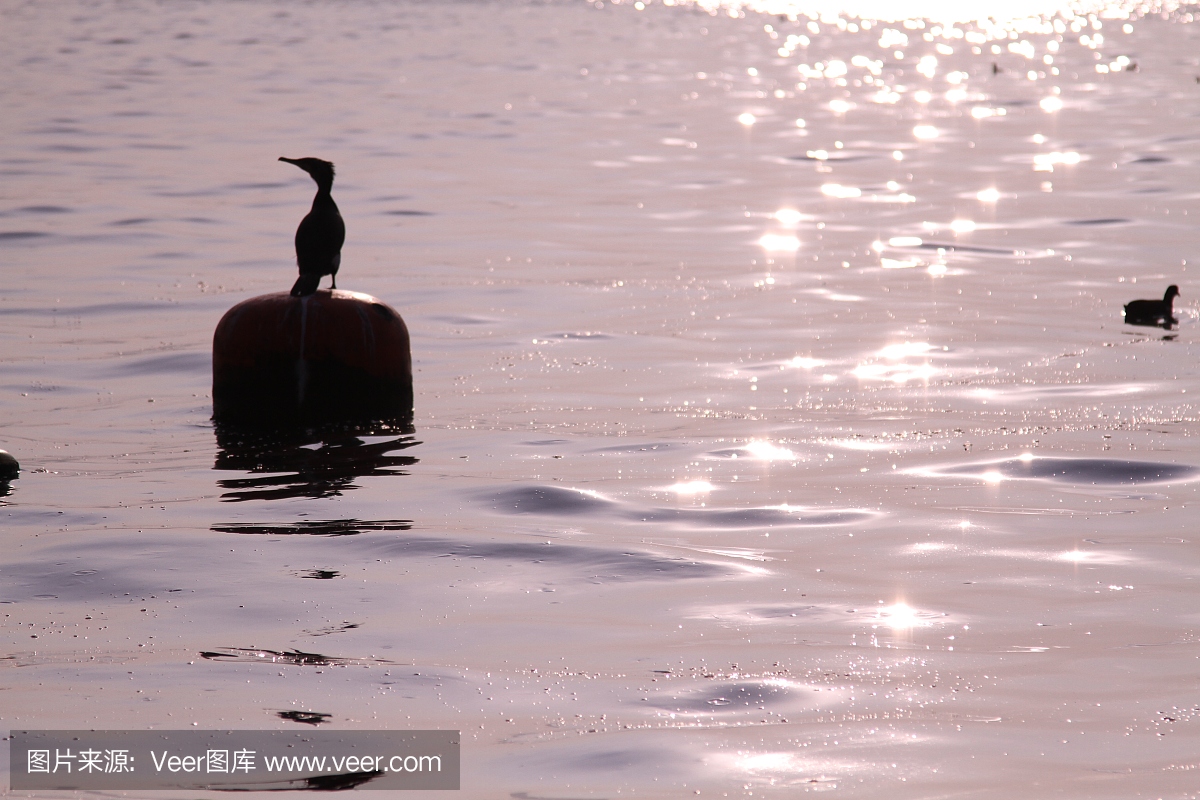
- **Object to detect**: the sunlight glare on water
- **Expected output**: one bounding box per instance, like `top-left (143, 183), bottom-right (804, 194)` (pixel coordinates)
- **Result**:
top-left (742, 440), bottom-right (802, 460)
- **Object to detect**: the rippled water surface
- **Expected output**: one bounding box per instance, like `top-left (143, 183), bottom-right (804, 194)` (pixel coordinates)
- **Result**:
top-left (4, 0), bottom-right (1200, 796)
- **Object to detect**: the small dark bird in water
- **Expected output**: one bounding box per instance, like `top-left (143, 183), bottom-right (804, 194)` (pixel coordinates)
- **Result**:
top-left (1123, 284), bottom-right (1180, 327)
top-left (279, 157), bottom-right (345, 297)
top-left (0, 449), bottom-right (18, 482)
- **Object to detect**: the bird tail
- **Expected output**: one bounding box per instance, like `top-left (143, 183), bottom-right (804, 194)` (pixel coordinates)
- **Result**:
top-left (291, 273), bottom-right (321, 297)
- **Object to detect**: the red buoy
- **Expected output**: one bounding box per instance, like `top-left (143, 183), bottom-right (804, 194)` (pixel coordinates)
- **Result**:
top-left (213, 289), bottom-right (412, 427)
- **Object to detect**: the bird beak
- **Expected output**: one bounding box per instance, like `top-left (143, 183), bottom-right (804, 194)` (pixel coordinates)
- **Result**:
top-left (279, 156), bottom-right (298, 165)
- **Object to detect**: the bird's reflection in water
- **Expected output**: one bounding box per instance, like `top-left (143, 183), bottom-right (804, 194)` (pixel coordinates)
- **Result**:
top-left (213, 419), bottom-right (419, 502)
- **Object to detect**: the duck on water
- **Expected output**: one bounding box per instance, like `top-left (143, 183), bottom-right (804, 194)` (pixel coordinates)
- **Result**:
top-left (280, 157), bottom-right (344, 297)
top-left (1123, 284), bottom-right (1180, 327)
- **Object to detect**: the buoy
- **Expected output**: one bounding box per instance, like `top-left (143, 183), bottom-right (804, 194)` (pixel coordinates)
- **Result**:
top-left (0, 449), bottom-right (19, 481)
top-left (212, 289), bottom-right (412, 427)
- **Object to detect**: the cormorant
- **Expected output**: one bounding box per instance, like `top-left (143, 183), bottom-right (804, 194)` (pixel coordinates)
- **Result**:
top-left (279, 157), bottom-right (345, 297)
top-left (1123, 284), bottom-right (1180, 327)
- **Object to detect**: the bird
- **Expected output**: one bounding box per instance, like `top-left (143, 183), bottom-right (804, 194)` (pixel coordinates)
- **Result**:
top-left (1123, 284), bottom-right (1180, 327)
top-left (0, 449), bottom-right (18, 482)
top-left (279, 157), bottom-right (345, 297)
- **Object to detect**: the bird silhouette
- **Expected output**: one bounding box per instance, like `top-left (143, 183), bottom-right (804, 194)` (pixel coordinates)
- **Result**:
top-left (279, 157), bottom-right (345, 296)
top-left (1123, 284), bottom-right (1180, 327)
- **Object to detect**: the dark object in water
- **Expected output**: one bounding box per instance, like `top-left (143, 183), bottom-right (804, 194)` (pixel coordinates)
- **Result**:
top-left (214, 519), bottom-right (413, 535)
top-left (212, 290), bottom-right (412, 427)
top-left (199, 647), bottom-right (356, 666)
top-left (0, 450), bottom-right (18, 480)
top-left (279, 157), bottom-right (345, 297)
top-left (0, 450), bottom-right (18, 481)
top-left (277, 710), bottom-right (332, 725)
top-left (300, 770), bottom-right (385, 791)
top-left (1123, 284), bottom-right (1179, 327)
top-left (212, 423), bottom-right (418, 502)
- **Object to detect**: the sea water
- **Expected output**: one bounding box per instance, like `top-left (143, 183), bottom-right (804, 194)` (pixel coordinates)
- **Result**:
top-left (3, 0), bottom-right (1200, 796)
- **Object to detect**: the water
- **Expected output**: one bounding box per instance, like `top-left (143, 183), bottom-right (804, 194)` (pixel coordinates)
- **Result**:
top-left (3, 0), bottom-right (1200, 795)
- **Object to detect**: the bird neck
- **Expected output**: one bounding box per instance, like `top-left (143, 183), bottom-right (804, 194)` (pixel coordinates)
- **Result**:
top-left (311, 185), bottom-right (336, 208)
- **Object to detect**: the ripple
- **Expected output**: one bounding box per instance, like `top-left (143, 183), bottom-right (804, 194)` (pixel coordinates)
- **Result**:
top-left (910, 240), bottom-right (1019, 255)
top-left (426, 314), bottom-right (494, 326)
top-left (914, 455), bottom-right (1200, 486)
top-left (589, 442), bottom-right (678, 453)
top-left (698, 603), bottom-right (835, 624)
top-left (646, 679), bottom-right (843, 716)
top-left (484, 485), bottom-right (613, 515)
top-left (702, 601), bottom-right (947, 629)
top-left (968, 383), bottom-right (1147, 401)
top-left (785, 152), bottom-right (875, 162)
top-left (107, 351), bottom-right (210, 376)
top-left (542, 331), bottom-right (615, 340)
top-left (635, 506), bottom-right (870, 528)
top-left (15, 205), bottom-right (71, 214)
top-left (1064, 218), bottom-right (1132, 226)
top-left (199, 647), bottom-right (384, 666)
top-left (367, 535), bottom-right (734, 583)
top-left (952, 505), bottom-right (1134, 516)
top-left (482, 486), bottom-right (876, 528)
top-left (0, 301), bottom-right (176, 318)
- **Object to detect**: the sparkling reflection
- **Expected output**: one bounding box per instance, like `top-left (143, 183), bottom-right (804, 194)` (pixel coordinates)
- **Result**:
top-left (774, 208), bottom-right (804, 225)
top-left (759, 233), bottom-right (801, 251)
top-left (666, 479), bottom-right (715, 495)
top-left (872, 602), bottom-right (941, 630)
top-left (820, 183), bottom-right (861, 199)
top-left (1039, 95), bottom-right (1064, 112)
top-left (854, 341), bottom-right (944, 384)
top-left (878, 341), bottom-right (937, 359)
top-left (1033, 150), bottom-right (1082, 171)
top-left (971, 106), bottom-right (1007, 118)
top-left (743, 441), bottom-right (801, 461)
